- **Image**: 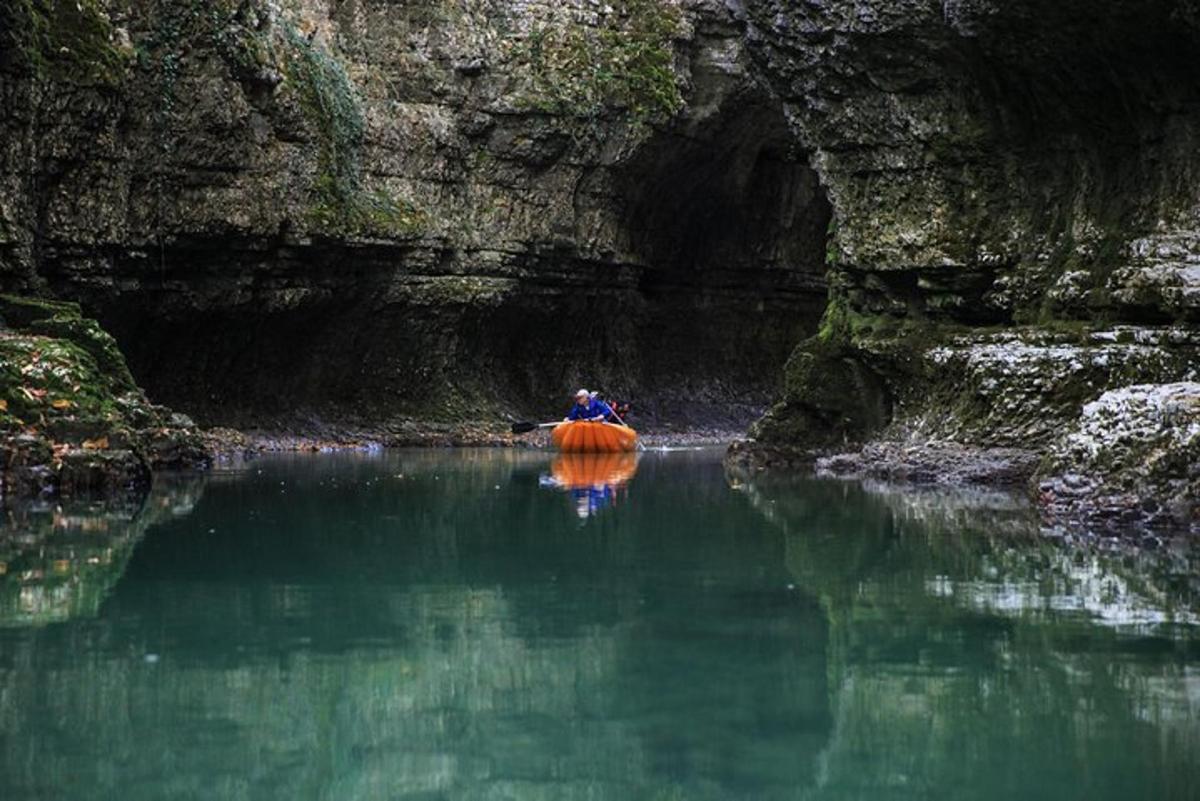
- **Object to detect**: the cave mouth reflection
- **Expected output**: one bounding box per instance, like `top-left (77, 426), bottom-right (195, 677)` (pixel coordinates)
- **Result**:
top-left (1, 450), bottom-right (1197, 801)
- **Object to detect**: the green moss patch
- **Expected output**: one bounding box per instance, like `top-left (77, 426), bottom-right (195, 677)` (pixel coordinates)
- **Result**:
top-left (1, 0), bottom-right (131, 86)
top-left (0, 295), bottom-right (136, 395)
top-left (1, 295), bottom-right (208, 503)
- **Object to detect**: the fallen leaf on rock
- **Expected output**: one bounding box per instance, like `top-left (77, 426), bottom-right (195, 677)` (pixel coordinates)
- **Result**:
top-left (0, 399), bottom-right (7, 411)
top-left (82, 437), bottom-right (109, 450)
top-left (51, 399), bottom-right (72, 410)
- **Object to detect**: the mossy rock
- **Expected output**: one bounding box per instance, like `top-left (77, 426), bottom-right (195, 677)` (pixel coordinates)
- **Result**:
top-left (752, 338), bottom-right (890, 448)
top-left (1, 0), bottom-right (132, 86)
top-left (0, 293), bottom-right (138, 398)
top-left (0, 333), bottom-right (122, 432)
top-left (0, 295), bottom-right (208, 504)
top-left (27, 316), bottom-right (138, 394)
top-left (0, 294), bottom-right (80, 327)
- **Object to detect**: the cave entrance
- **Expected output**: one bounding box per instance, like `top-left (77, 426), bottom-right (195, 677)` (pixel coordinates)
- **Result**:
top-left (613, 94), bottom-right (832, 427)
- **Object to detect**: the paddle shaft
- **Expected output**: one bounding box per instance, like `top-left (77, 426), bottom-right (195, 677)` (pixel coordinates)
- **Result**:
top-left (511, 421), bottom-right (560, 434)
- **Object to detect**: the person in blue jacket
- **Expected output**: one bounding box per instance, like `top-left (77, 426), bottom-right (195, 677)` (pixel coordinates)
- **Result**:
top-left (564, 388), bottom-right (613, 422)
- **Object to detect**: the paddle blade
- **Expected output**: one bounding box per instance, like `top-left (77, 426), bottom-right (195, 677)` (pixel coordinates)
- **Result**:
top-left (511, 421), bottom-right (540, 435)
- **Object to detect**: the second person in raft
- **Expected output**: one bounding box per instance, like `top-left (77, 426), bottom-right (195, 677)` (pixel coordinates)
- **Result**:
top-left (564, 388), bottom-right (615, 423)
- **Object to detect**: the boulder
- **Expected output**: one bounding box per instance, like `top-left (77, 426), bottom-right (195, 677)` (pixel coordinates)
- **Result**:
top-left (1037, 383), bottom-right (1200, 531)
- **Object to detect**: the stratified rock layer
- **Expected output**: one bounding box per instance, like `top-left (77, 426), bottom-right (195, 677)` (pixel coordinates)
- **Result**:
top-left (0, 0), bottom-right (830, 428)
top-left (1, 1), bottom-right (1198, 519)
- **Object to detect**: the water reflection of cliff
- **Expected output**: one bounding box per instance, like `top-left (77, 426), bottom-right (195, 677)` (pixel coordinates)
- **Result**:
top-left (729, 467), bottom-right (1200, 800)
top-left (0, 477), bottom-right (207, 627)
top-left (728, 469), bottom-right (1200, 631)
top-left (1, 452), bottom-right (1196, 801)
top-left (0, 451), bottom-right (830, 801)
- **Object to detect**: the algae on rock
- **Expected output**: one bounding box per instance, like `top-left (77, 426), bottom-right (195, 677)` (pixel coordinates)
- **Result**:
top-left (281, 24), bottom-right (424, 237)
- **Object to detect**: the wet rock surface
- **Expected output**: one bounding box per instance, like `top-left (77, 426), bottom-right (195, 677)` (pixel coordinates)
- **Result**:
top-left (815, 442), bottom-right (1041, 487)
top-left (1037, 383), bottom-right (1199, 533)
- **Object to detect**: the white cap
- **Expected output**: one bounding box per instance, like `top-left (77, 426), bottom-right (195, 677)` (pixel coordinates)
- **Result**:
top-left (575, 388), bottom-right (590, 398)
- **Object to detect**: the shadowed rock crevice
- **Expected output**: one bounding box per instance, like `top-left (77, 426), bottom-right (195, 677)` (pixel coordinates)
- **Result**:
top-left (621, 96), bottom-right (830, 279)
top-left (617, 94), bottom-right (832, 424)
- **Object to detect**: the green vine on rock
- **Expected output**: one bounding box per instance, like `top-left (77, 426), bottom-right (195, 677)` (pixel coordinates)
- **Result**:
top-left (138, 1), bottom-right (275, 141)
top-left (282, 26), bottom-right (424, 238)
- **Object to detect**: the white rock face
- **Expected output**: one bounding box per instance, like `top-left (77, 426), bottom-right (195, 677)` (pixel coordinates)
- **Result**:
top-left (1038, 382), bottom-right (1200, 531)
top-left (920, 328), bottom-right (1198, 446)
top-left (1113, 215), bottom-right (1200, 316)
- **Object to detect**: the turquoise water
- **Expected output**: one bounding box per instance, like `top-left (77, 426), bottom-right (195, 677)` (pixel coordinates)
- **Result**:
top-left (0, 448), bottom-right (1197, 800)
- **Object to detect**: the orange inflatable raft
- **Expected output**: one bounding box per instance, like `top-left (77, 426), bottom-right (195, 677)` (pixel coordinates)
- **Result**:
top-left (551, 421), bottom-right (638, 453)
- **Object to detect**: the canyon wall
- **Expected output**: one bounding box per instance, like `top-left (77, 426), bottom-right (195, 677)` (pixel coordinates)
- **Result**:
top-left (734, 0), bottom-right (1199, 526)
top-left (1, 0), bottom-right (1197, 520)
top-left (1, 0), bottom-right (830, 429)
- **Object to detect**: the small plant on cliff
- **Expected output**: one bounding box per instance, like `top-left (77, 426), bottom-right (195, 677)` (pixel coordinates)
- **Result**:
top-left (512, 0), bottom-right (685, 122)
top-left (1, 0), bottom-right (131, 86)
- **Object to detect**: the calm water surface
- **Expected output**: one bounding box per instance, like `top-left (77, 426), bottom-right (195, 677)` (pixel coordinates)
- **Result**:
top-left (0, 448), bottom-right (1197, 800)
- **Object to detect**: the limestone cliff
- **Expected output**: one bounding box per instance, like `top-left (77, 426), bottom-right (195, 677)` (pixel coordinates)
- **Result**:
top-left (735, 0), bottom-right (1200, 527)
top-left (0, 0), bottom-right (1196, 523)
top-left (0, 0), bottom-right (828, 429)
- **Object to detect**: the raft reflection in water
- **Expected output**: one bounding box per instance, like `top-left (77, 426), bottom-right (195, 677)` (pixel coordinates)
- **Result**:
top-left (540, 452), bottom-right (639, 518)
